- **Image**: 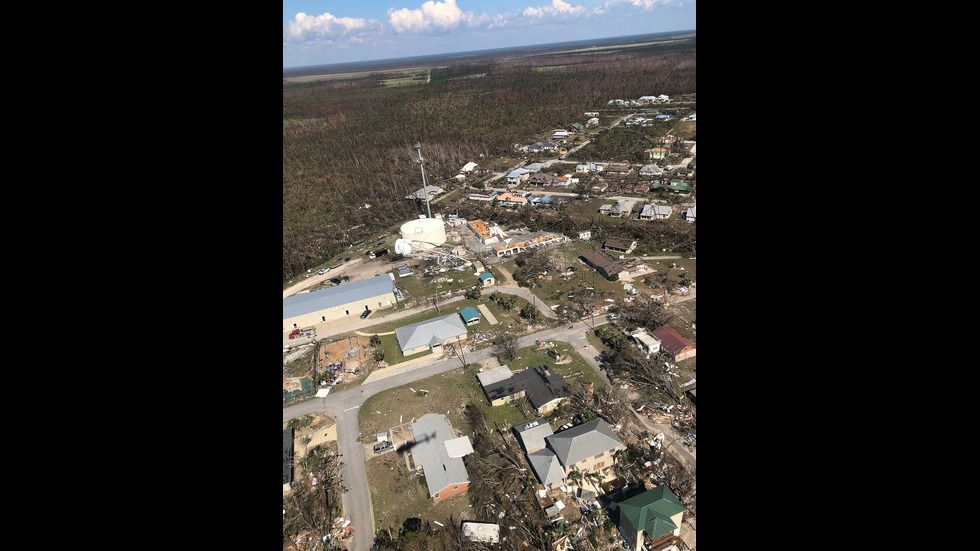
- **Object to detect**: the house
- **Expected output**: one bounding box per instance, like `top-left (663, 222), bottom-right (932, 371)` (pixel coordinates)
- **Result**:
top-left (478, 365), bottom-right (525, 406)
top-left (580, 249), bottom-right (648, 280)
top-left (653, 180), bottom-right (692, 193)
top-left (684, 206), bottom-right (696, 223)
top-left (577, 230), bottom-right (592, 240)
top-left (477, 364), bottom-right (568, 414)
top-left (639, 204), bottom-right (672, 221)
top-left (604, 237), bottom-right (637, 254)
top-left (506, 168), bottom-right (531, 185)
top-left (513, 365), bottom-right (569, 414)
top-left (615, 485), bottom-right (686, 551)
top-left (552, 129), bottom-right (569, 140)
top-left (570, 122), bottom-right (583, 132)
top-left (576, 162), bottom-right (603, 173)
top-left (587, 117), bottom-right (599, 127)
top-left (410, 414), bottom-right (472, 503)
top-left (650, 326), bottom-right (696, 361)
top-left (459, 306), bottom-right (481, 325)
top-left (394, 313), bottom-right (468, 356)
top-left (527, 142), bottom-right (557, 153)
top-left (497, 192), bottom-right (528, 206)
top-left (639, 164), bottom-right (664, 177)
top-left (479, 272), bottom-right (496, 286)
top-left (405, 185), bottom-right (444, 200)
top-left (648, 147), bottom-right (668, 160)
top-left (528, 172), bottom-right (558, 186)
top-left (527, 419), bottom-right (626, 488)
top-left (283, 274), bottom-right (397, 330)
top-left (468, 190), bottom-right (497, 202)
top-left (461, 161), bottom-right (479, 173)
top-left (630, 329), bottom-right (661, 355)
top-left (605, 163), bottom-right (631, 175)
top-left (610, 199), bottom-right (637, 218)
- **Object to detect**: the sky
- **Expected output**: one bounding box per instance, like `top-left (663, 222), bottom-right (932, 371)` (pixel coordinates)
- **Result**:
top-left (283, 0), bottom-right (695, 68)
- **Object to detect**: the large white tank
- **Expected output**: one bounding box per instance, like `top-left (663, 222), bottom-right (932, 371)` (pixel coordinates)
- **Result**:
top-left (399, 216), bottom-right (446, 254)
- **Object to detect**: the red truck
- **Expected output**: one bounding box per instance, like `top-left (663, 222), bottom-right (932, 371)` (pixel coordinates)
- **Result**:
top-left (288, 327), bottom-right (316, 339)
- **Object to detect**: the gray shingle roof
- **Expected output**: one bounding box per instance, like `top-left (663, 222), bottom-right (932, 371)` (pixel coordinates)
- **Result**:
top-left (283, 274), bottom-right (395, 320)
top-left (411, 414), bottom-right (469, 497)
top-left (512, 365), bottom-right (568, 410)
top-left (395, 313), bottom-right (467, 352)
top-left (546, 419), bottom-right (625, 467)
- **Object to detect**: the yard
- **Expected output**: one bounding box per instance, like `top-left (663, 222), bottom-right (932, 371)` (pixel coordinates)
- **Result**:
top-left (364, 446), bottom-right (475, 538)
top-left (357, 339), bottom-right (616, 538)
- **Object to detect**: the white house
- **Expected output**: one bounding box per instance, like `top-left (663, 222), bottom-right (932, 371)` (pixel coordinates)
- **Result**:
top-left (639, 204), bottom-right (672, 220)
top-left (506, 168), bottom-right (531, 185)
top-left (461, 162), bottom-right (479, 173)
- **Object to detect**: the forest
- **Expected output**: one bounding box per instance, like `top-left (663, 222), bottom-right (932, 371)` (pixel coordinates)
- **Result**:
top-left (283, 36), bottom-right (696, 281)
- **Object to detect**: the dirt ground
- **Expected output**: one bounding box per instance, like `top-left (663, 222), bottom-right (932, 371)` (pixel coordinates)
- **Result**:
top-left (288, 413), bottom-right (339, 461)
top-left (283, 256), bottom-right (392, 299)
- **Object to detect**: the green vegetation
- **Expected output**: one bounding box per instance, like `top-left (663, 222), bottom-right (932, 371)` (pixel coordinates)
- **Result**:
top-left (283, 38), bottom-right (696, 281)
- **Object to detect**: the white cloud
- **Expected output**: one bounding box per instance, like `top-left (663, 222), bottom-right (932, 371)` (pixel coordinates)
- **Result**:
top-left (285, 11), bottom-right (381, 42)
top-left (523, 0), bottom-right (587, 19)
top-left (387, 0), bottom-right (475, 34)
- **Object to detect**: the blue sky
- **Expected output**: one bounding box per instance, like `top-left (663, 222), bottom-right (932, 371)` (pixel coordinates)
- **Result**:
top-left (283, 0), bottom-right (695, 68)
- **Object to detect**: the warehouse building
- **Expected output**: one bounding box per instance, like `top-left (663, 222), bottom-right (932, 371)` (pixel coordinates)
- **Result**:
top-left (283, 274), bottom-right (397, 330)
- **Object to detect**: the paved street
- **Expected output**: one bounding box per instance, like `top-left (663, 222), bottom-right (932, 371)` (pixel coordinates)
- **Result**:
top-left (284, 317), bottom-right (608, 551)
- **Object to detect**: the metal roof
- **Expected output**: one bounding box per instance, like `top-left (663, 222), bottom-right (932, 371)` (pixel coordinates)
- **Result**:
top-left (395, 313), bottom-right (467, 352)
top-left (545, 418), bottom-right (625, 467)
top-left (283, 274), bottom-right (395, 320)
top-left (477, 365), bottom-right (514, 387)
top-left (617, 485), bottom-right (686, 540)
top-left (444, 436), bottom-right (474, 458)
top-left (459, 307), bottom-right (481, 321)
top-left (650, 326), bottom-right (695, 356)
top-left (411, 414), bottom-right (469, 498)
top-left (527, 448), bottom-right (565, 486)
top-left (514, 422), bottom-right (554, 453)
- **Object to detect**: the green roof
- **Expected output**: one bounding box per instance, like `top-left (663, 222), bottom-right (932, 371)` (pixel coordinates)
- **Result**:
top-left (618, 486), bottom-right (686, 540)
top-left (460, 307), bottom-right (481, 321)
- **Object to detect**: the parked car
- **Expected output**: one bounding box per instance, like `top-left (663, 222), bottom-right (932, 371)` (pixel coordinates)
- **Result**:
top-left (317, 267), bottom-right (329, 275)
top-left (360, 309), bottom-right (371, 319)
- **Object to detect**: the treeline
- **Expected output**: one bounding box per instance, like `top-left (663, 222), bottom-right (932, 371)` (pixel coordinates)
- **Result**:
top-left (283, 40), bottom-right (696, 280)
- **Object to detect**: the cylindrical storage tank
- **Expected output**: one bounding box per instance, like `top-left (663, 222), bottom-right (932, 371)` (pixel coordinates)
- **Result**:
top-left (399, 217), bottom-right (446, 254)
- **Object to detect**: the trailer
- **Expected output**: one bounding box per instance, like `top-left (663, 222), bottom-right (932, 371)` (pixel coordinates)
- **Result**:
top-left (289, 327), bottom-right (317, 339)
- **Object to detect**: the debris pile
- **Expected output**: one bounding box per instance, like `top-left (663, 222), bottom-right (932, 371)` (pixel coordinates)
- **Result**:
top-left (330, 517), bottom-right (355, 541)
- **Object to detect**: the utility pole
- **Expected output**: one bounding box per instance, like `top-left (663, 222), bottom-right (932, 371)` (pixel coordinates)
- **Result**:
top-left (415, 141), bottom-right (432, 219)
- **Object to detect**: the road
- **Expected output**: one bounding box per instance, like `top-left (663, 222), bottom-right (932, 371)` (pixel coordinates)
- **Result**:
top-left (284, 316), bottom-right (609, 551)
top-left (287, 284), bottom-right (695, 551)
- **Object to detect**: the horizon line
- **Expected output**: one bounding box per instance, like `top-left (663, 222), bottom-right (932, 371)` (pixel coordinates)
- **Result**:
top-left (283, 28), bottom-right (695, 72)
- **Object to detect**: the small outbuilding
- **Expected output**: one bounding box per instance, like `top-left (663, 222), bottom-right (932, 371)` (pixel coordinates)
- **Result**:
top-left (459, 307), bottom-right (481, 325)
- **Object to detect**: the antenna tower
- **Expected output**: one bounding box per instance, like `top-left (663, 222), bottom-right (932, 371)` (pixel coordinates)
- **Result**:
top-left (414, 141), bottom-right (432, 219)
